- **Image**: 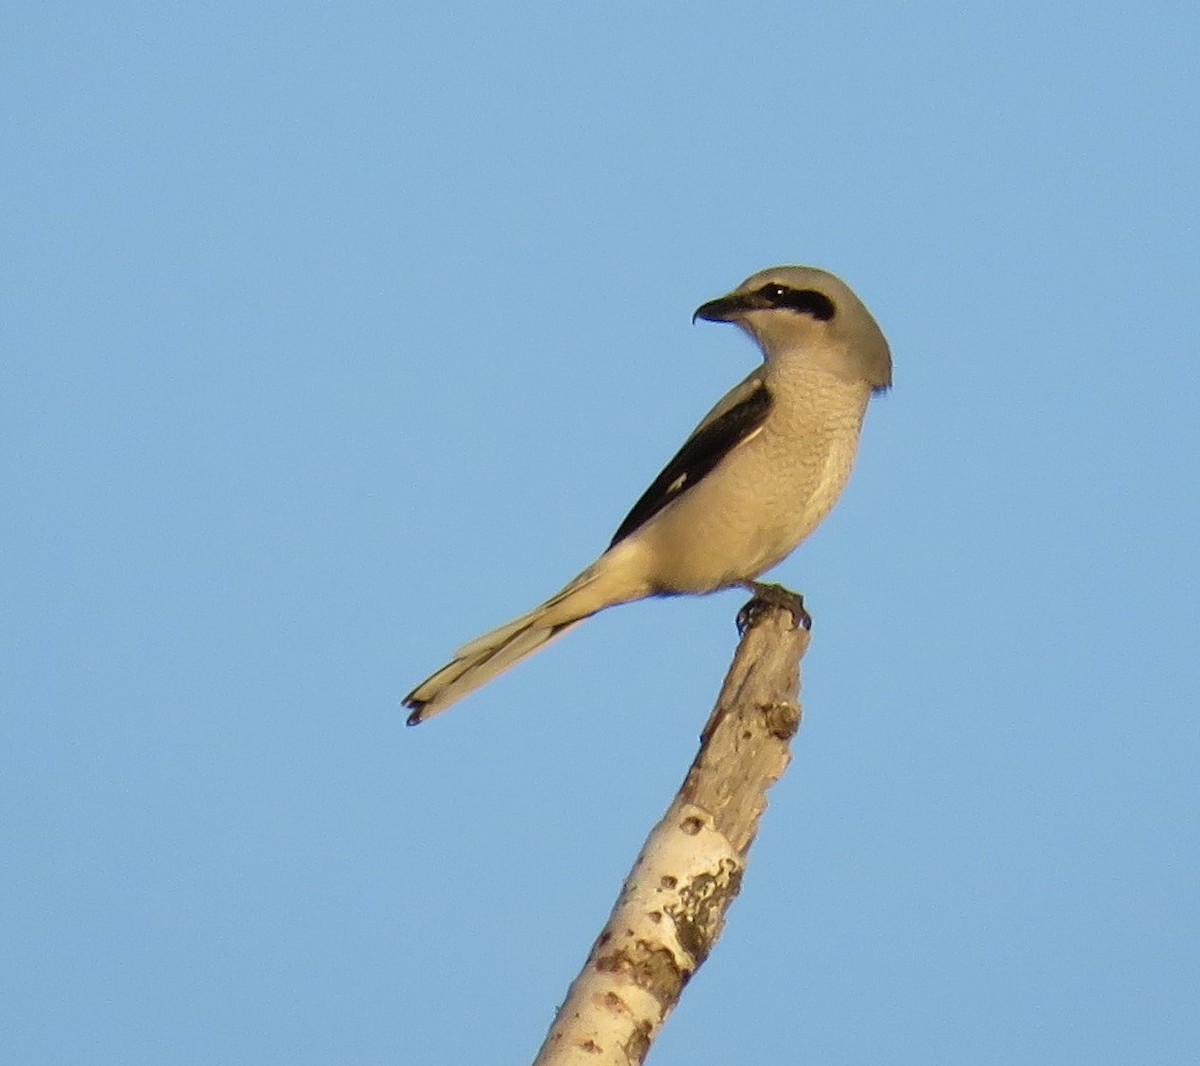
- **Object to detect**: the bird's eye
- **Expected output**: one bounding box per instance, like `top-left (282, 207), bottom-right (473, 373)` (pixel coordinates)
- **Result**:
top-left (758, 284), bottom-right (835, 321)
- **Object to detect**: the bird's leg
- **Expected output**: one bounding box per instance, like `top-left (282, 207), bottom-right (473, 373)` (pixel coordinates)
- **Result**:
top-left (736, 581), bottom-right (812, 634)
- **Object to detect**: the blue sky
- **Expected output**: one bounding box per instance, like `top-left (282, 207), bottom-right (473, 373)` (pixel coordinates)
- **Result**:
top-left (3, 2), bottom-right (1198, 1062)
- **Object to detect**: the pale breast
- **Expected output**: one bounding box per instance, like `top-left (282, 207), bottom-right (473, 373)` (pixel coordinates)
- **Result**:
top-left (636, 371), bottom-right (871, 592)
top-left (743, 376), bottom-right (868, 573)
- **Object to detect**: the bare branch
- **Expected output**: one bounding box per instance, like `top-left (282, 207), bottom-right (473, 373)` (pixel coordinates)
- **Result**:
top-left (533, 600), bottom-right (810, 1065)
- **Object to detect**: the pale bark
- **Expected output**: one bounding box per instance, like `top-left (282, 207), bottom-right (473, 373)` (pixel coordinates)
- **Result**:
top-left (532, 600), bottom-right (810, 1065)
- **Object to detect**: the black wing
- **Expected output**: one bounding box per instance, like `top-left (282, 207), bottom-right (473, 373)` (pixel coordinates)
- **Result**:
top-left (609, 379), bottom-right (773, 548)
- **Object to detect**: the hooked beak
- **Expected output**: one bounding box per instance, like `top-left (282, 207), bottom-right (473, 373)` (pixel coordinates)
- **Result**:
top-left (692, 291), bottom-right (770, 324)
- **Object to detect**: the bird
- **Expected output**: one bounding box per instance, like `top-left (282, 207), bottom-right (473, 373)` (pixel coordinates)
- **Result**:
top-left (403, 265), bottom-right (891, 725)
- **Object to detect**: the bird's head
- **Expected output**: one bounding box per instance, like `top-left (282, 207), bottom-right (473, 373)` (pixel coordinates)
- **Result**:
top-left (694, 266), bottom-right (892, 393)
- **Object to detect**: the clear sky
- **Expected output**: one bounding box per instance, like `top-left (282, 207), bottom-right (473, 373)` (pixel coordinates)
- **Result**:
top-left (3, 2), bottom-right (1197, 1063)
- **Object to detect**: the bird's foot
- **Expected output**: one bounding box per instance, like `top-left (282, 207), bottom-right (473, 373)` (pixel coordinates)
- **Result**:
top-left (736, 581), bottom-right (812, 634)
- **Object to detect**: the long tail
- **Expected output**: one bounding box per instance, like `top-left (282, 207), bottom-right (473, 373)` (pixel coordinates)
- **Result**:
top-left (403, 550), bottom-right (643, 725)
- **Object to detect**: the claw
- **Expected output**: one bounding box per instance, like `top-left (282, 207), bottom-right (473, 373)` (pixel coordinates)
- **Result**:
top-left (737, 581), bottom-right (812, 632)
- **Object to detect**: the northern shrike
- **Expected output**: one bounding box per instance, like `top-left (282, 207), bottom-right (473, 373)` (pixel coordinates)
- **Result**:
top-left (404, 266), bottom-right (891, 725)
